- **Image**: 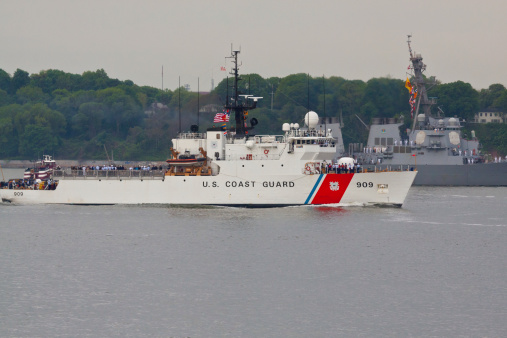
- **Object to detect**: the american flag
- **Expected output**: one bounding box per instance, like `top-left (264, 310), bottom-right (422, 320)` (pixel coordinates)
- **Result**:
top-left (213, 112), bottom-right (229, 123)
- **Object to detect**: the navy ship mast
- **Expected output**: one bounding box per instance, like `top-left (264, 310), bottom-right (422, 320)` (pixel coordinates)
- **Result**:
top-left (408, 35), bottom-right (437, 130)
top-left (224, 48), bottom-right (261, 137)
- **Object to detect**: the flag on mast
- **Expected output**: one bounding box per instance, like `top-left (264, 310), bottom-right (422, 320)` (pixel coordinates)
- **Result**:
top-left (406, 77), bottom-right (418, 119)
top-left (405, 77), bottom-right (412, 92)
top-left (213, 111), bottom-right (230, 122)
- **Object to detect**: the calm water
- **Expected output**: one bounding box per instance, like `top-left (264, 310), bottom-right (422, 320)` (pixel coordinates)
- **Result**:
top-left (1, 168), bottom-right (506, 337)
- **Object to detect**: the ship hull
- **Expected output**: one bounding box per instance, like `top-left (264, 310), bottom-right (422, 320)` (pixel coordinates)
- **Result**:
top-left (1, 171), bottom-right (416, 207)
top-left (360, 162), bottom-right (507, 186)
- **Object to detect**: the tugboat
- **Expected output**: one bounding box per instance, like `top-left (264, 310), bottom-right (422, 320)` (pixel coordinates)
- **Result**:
top-left (23, 155), bottom-right (58, 180)
top-left (1, 48), bottom-right (417, 206)
top-left (352, 36), bottom-right (507, 186)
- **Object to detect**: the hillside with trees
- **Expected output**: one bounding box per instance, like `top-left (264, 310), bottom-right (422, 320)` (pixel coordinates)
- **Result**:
top-left (0, 67), bottom-right (506, 160)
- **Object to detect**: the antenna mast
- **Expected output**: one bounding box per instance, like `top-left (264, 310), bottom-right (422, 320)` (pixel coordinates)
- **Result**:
top-left (224, 47), bottom-right (259, 137)
top-left (178, 76), bottom-right (181, 133)
top-left (323, 75), bottom-right (326, 134)
top-left (197, 77), bottom-right (200, 128)
top-left (307, 74), bottom-right (310, 111)
top-left (408, 35), bottom-right (436, 130)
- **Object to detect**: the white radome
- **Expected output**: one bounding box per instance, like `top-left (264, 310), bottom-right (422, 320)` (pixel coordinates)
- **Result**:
top-left (337, 157), bottom-right (355, 166)
top-left (304, 111), bottom-right (319, 129)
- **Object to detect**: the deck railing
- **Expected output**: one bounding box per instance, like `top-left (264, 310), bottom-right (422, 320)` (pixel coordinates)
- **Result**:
top-left (53, 169), bottom-right (166, 180)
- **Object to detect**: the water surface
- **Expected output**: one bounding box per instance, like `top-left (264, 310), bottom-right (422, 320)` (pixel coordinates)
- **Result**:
top-left (1, 176), bottom-right (506, 337)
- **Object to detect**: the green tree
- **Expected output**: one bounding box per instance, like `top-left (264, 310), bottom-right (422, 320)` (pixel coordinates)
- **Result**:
top-left (30, 69), bottom-right (78, 93)
top-left (336, 79), bottom-right (366, 116)
top-left (274, 73), bottom-right (312, 111)
top-left (155, 90), bottom-right (173, 105)
top-left (11, 69), bottom-right (30, 94)
top-left (0, 117), bottom-right (17, 156)
top-left (0, 89), bottom-right (13, 106)
top-left (479, 83), bottom-right (506, 110)
top-left (492, 91), bottom-right (507, 112)
top-left (361, 78), bottom-right (406, 120)
top-left (50, 89), bottom-right (74, 121)
top-left (76, 102), bottom-right (104, 138)
top-left (18, 124), bottom-right (58, 156)
top-left (430, 81), bottom-right (479, 120)
top-left (28, 103), bottom-right (67, 135)
top-left (0, 69), bottom-right (11, 93)
top-left (80, 69), bottom-right (120, 90)
top-left (16, 86), bottom-right (48, 104)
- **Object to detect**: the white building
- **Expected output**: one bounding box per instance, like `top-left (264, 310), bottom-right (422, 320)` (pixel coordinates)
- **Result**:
top-left (474, 111), bottom-right (505, 124)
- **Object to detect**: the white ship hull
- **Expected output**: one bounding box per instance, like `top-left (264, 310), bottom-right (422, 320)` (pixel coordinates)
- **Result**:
top-left (1, 171), bottom-right (416, 207)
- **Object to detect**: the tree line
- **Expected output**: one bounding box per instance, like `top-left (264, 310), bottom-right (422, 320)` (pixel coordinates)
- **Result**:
top-left (0, 67), bottom-right (506, 160)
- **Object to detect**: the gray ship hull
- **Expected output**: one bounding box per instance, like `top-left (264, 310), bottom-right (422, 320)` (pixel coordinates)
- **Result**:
top-left (361, 162), bottom-right (507, 186)
top-left (414, 162), bottom-right (507, 186)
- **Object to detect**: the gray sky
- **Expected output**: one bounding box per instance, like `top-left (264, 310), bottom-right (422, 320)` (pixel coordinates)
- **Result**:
top-left (2, 0), bottom-right (506, 92)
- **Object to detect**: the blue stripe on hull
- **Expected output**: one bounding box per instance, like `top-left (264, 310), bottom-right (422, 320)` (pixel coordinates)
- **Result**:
top-left (304, 174), bottom-right (324, 204)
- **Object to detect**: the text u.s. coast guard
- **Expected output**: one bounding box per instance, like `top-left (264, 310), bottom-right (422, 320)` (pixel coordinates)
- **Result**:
top-left (202, 181), bottom-right (295, 188)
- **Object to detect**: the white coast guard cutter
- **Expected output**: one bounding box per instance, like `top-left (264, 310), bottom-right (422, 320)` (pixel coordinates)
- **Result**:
top-left (1, 50), bottom-right (416, 207)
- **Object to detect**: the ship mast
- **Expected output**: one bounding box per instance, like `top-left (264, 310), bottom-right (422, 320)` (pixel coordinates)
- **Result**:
top-left (224, 48), bottom-right (259, 137)
top-left (408, 35), bottom-right (436, 129)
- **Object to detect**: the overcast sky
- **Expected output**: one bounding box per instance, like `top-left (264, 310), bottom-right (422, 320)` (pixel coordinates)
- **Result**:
top-left (2, 0), bottom-right (506, 92)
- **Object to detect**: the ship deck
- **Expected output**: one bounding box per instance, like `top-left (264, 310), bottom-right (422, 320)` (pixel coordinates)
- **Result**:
top-left (53, 169), bottom-right (166, 180)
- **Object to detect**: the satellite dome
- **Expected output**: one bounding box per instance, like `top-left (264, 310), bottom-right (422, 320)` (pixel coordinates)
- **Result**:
top-left (282, 123), bottom-right (290, 132)
top-left (304, 111), bottom-right (319, 129)
top-left (293, 123), bottom-right (300, 129)
top-left (417, 114), bottom-right (425, 122)
top-left (438, 119), bottom-right (444, 127)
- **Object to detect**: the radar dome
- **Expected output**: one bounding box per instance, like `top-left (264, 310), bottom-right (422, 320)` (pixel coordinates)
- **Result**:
top-left (282, 123), bottom-right (290, 132)
top-left (304, 111), bottom-right (319, 129)
top-left (337, 157), bottom-right (355, 166)
top-left (448, 117), bottom-right (458, 126)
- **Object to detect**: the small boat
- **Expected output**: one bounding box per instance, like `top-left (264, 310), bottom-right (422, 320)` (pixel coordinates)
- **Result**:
top-left (23, 155), bottom-right (57, 180)
top-left (166, 150), bottom-right (206, 167)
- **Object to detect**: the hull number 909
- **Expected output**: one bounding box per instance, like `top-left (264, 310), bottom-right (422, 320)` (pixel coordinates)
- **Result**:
top-left (357, 182), bottom-right (373, 188)
top-left (14, 192), bottom-right (23, 196)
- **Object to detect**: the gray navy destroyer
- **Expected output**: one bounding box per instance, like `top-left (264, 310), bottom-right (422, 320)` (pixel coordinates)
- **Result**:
top-left (352, 36), bottom-right (507, 186)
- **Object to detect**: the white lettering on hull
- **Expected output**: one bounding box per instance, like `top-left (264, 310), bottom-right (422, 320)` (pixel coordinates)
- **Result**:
top-left (202, 181), bottom-right (296, 188)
